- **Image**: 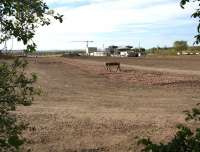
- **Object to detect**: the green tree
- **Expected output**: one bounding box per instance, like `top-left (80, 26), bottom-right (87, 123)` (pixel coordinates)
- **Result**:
top-left (181, 0), bottom-right (200, 44)
top-left (173, 41), bottom-right (188, 52)
top-left (0, 59), bottom-right (39, 152)
top-left (0, 0), bottom-right (63, 53)
top-left (0, 1), bottom-right (63, 151)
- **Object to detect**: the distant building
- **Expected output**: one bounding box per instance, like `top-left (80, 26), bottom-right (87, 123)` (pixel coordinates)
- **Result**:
top-left (106, 45), bottom-right (146, 57)
top-left (120, 51), bottom-right (129, 57)
top-left (90, 51), bottom-right (107, 56)
top-left (86, 47), bottom-right (97, 55)
top-left (106, 45), bottom-right (118, 55)
top-left (117, 46), bottom-right (132, 57)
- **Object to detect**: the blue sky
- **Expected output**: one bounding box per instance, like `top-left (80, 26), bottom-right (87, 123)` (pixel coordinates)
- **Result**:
top-left (31, 0), bottom-right (198, 50)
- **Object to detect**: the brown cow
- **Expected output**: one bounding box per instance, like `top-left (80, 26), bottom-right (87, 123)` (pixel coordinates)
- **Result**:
top-left (105, 62), bottom-right (121, 72)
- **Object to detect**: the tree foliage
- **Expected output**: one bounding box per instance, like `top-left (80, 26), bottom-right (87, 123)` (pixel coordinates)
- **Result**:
top-left (0, 59), bottom-right (38, 110)
top-left (0, 0), bottom-right (63, 52)
top-left (137, 2), bottom-right (200, 150)
top-left (138, 104), bottom-right (200, 152)
top-left (0, 107), bottom-right (28, 152)
top-left (0, 59), bottom-right (39, 152)
top-left (173, 41), bottom-right (188, 52)
top-left (180, 0), bottom-right (200, 44)
top-left (0, 0), bottom-right (62, 151)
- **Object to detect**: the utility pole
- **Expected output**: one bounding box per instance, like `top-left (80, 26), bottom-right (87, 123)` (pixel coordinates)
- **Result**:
top-left (139, 41), bottom-right (141, 52)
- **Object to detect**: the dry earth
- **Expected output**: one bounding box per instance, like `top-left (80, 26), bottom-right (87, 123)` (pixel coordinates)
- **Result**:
top-left (15, 56), bottom-right (200, 152)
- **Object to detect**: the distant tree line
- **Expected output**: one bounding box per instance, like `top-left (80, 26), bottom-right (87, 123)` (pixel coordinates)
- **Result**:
top-left (148, 40), bottom-right (200, 55)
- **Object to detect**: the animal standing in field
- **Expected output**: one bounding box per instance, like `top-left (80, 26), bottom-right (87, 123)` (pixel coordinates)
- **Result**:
top-left (105, 62), bottom-right (121, 72)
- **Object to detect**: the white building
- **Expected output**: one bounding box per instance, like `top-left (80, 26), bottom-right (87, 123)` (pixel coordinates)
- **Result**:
top-left (120, 51), bottom-right (129, 57)
top-left (90, 51), bottom-right (107, 56)
top-left (86, 47), bottom-right (97, 55)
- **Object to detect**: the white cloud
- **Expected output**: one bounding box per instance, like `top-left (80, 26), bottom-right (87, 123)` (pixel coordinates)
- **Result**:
top-left (32, 0), bottom-right (198, 49)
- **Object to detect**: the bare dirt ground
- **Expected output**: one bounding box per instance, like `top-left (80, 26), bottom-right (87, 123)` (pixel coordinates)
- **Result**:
top-left (16, 56), bottom-right (200, 152)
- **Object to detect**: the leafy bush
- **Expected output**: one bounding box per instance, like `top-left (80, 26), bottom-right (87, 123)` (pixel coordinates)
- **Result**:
top-left (0, 58), bottom-right (39, 152)
top-left (0, 1), bottom-right (62, 151)
top-left (181, 0), bottom-right (200, 44)
top-left (147, 47), bottom-right (177, 56)
top-left (173, 41), bottom-right (188, 52)
top-left (0, 107), bottom-right (28, 152)
top-left (138, 104), bottom-right (200, 152)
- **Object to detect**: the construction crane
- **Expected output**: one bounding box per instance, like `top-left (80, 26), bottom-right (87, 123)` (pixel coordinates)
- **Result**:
top-left (72, 40), bottom-right (94, 55)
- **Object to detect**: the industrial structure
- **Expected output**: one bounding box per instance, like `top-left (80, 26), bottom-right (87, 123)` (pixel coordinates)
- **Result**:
top-left (72, 40), bottom-right (94, 55)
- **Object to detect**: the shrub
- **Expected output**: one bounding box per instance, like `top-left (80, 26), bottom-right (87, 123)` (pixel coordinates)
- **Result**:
top-left (0, 58), bottom-right (39, 152)
top-left (138, 104), bottom-right (200, 152)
